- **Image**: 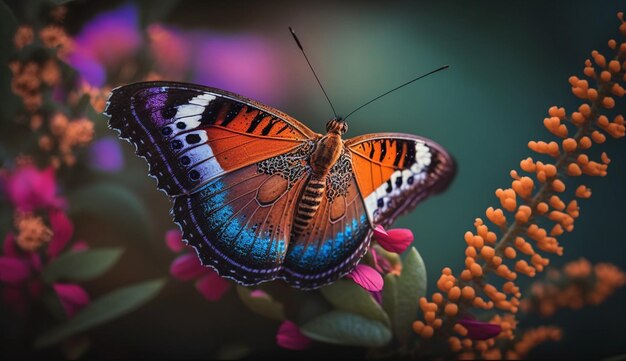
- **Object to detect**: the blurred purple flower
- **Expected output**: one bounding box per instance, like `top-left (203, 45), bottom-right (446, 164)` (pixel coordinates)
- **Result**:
top-left (1, 164), bottom-right (64, 212)
top-left (193, 35), bottom-right (283, 103)
top-left (250, 289), bottom-right (269, 298)
top-left (276, 320), bottom-right (312, 350)
top-left (68, 4), bottom-right (141, 86)
top-left (148, 24), bottom-right (193, 80)
top-left (458, 317), bottom-right (502, 340)
top-left (88, 137), bottom-right (124, 172)
top-left (53, 283), bottom-right (90, 318)
top-left (346, 264), bottom-right (383, 292)
top-left (373, 225), bottom-right (414, 254)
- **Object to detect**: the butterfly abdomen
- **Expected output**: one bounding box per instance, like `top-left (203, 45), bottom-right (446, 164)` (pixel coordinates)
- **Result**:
top-left (293, 177), bottom-right (326, 237)
top-left (292, 133), bottom-right (343, 237)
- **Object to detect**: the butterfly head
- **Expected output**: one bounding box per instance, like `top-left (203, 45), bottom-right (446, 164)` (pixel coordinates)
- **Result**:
top-left (326, 118), bottom-right (348, 135)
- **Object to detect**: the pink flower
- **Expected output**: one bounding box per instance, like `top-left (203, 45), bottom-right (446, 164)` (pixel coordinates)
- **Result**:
top-left (195, 271), bottom-right (232, 301)
top-left (458, 317), bottom-right (502, 340)
top-left (373, 225), bottom-right (413, 254)
top-left (0, 256), bottom-right (30, 283)
top-left (165, 229), bottom-right (184, 253)
top-left (276, 320), bottom-right (312, 350)
top-left (169, 253), bottom-right (206, 281)
top-left (53, 283), bottom-right (90, 318)
top-left (47, 209), bottom-right (74, 259)
top-left (346, 264), bottom-right (383, 292)
top-left (1, 165), bottom-right (63, 212)
top-left (165, 229), bottom-right (231, 301)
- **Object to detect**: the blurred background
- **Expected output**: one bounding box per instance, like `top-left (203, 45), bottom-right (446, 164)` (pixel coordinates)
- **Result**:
top-left (1, 0), bottom-right (625, 359)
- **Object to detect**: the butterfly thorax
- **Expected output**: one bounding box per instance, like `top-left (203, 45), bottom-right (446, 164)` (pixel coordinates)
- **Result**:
top-left (292, 120), bottom-right (347, 238)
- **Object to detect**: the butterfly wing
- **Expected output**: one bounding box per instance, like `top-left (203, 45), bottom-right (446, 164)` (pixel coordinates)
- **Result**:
top-left (104, 81), bottom-right (320, 285)
top-left (104, 81), bottom-right (318, 197)
top-left (281, 148), bottom-right (373, 289)
top-left (346, 133), bottom-right (456, 227)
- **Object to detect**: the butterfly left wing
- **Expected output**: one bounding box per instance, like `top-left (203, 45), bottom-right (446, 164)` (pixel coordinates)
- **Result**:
top-left (104, 81), bottom-right (320, 286)
top-left (346, 133), bottom-right (456, 227)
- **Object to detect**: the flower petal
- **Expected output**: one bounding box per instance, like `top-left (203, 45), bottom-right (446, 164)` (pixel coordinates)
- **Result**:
top-left (345, 264), bottom-right (383, 292)
top-left (53, 283), bottom-right (90, 318)
top-left (276, 320), bottom-right (312, 350)
top-left (88, 137), bottom-right (124, 172)
top-left (169, 253), bottom-right (205, 281)
top-left (0, 256), bottom-right (30, 283)
top-left (48, 210), bottom-right (74, 259)
top-left (374, 225), bottom-right (414, 254)
top-left (370, 290), bottom-right (383, 305)
top-left (458, 318), bottom-right (502, 340)
top-left (195, 271), bottom-right (231, 301)
top-left (2, 233), bottom-right (18, 258)
top-left (165, 229), bottom-right (184, 253)
top-left (250, 289), bottom-right (269, 298)
top-left (71, 240), bottom-right (89, 252)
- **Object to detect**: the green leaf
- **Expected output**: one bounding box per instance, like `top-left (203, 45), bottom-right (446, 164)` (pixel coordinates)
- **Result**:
top-left (320, 280), bottom-right (390, 326)
top-left (301, 310), bottom-right (391, 347)
top-left (68, 183), bottom-right (152, 241)
top-left (381, 274), bottom-right (398, 330)
top-left (42, 248), bottom-right (124, 284)
top-left (394, 247), bottom-right (427, 345)
top-left (35, 278), bottom-right (166, 348)
top-left (236, 286), bottom-right (286, 321)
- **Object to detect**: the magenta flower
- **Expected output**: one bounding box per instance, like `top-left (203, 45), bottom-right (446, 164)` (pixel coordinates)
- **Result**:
top-left (68, 4), bottom-right (141, 86)
top-left (47, 209), bottom-right (74, 259)
top-left (276, 320), bottom-right (312, 350)
top-left (88, 137), bottom-right (124, 172)
top-left (165, 229), bottom-right (185, 253)
top-left (346, 264), bottom-right (383, 292)
top-left (170, 253), bottom-right (206, 281)
top-left (373, 225), bottom-right (413, 254)
top-left (195, 271), bottom-right (231, 302)
top-left (0, 257), bottom-right (30, 284)
top-left (1, 164), bottom-right (63, 212)
top-left (458, 317), bottom-right (502, 340)
top-left (165, 229), bottom-right (232, 301)
top-left (53, 283), bottom-right (90, 318)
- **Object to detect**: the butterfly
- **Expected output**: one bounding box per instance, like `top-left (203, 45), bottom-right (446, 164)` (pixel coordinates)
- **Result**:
top-left (103, 81), bottom-right (455, 289)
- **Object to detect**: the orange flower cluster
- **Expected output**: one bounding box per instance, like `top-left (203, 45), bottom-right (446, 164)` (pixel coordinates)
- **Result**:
top-left (521, 258), bottom-right (626, 317)
top-left (458, 325), bottom-right (562, 360)
top-left (15, 212), bottom-right (53, 252)
top-left (412, 12), bottom-right (626, 356)
top-left (10, 23), bottom-right (95, 168)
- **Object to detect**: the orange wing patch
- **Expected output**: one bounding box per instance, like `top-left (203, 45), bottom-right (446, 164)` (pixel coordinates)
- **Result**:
top-left (346, 133), bottom-right (455, 226)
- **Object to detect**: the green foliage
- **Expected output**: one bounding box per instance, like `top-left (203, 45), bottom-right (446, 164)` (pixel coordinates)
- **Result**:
top-left (35, 278), bottom-right (166, 348)
top-left (301, 310), bottom-right (391, 347)
top-left (236, 286), bottom-right (286, 321)
top-left (42, 248), bottom-right (124, 284)
top-left (68, 183), bottom-right (153, 241)
top-left (390, 247), bottom-right (427, 345)
top-left (320, 279), bottom-right (390, 327)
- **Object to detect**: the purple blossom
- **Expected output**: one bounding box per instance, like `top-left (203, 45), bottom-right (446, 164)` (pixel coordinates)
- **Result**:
top-left (88, 137), bottom-right (124, 172)
top-left (276, 320), bottom-right (312, 350)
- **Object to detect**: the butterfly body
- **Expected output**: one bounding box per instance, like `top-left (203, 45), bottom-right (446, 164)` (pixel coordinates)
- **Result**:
top-left (104, 81), bottom-right (455, 289)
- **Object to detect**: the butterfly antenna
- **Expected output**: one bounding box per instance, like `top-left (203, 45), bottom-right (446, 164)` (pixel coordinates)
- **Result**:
top-left (343, 65), bottom-right (449, 121)
top-left (289, 26), bottom-right (339, 120)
